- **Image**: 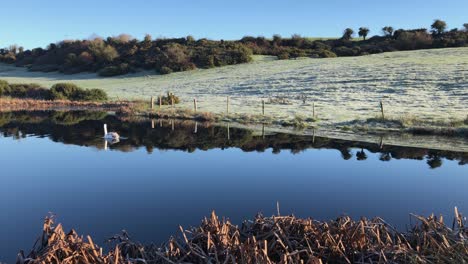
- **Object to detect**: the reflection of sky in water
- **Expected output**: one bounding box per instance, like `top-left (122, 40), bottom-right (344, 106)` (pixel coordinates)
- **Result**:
top-left (0, 135), bottom-right (467, 262)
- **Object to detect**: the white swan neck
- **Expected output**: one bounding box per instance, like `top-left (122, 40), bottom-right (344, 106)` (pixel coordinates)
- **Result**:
top-left (104, 124), bottom-right (108, 135)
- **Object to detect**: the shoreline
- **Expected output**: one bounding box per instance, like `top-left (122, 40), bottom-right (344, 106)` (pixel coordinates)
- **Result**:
top-left (1, 99), bottom-right (467, 153)
top-left (18, 209), bottom-right (468, 263)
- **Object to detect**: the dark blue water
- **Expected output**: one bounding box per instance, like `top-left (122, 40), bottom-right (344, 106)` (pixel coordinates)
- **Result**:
top-left (0, 112), bottom-right (467, 263)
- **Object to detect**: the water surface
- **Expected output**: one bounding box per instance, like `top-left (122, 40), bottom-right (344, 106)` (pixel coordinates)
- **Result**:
top-left (0, 111), bottom-right (467, 263)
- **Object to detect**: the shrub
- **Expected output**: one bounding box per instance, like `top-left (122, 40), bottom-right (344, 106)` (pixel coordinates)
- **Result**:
top-left (333, 46), bottom-right (357, 56)
top-left (277, 52), bottom-right (290, 60)
top-left (159, 92), bottom-right (180, 105)
top-left (75, 88), bottom-right (108, 101)
top-left (50, 83), bottom-right (108, 101)
top-left (9, 83), bottom-right (49, 98)
top-left (314, 49), bottom-right (337, 58)
top-left (98, 63), bottom-right (131, 77)
top-left (50, 83), bottom-right (80, 100)
top-left (159, 66), bottom-right (173, 74)
top-left (0, 80), bottom-right (51, 99)
top-left (0, 80), bottom-right (9, 95)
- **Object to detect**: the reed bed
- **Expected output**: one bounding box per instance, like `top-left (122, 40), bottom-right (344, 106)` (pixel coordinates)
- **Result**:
top-left (17, 208), bottom-right (468, 264)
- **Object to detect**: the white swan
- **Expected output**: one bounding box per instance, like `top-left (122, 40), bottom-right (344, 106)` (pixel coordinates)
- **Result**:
top-left (104, 124), bottom-right (120, 140)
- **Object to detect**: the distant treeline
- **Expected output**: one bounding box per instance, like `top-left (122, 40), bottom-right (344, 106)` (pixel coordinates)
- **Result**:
top-left (1, 20), bottom-right (467, 76)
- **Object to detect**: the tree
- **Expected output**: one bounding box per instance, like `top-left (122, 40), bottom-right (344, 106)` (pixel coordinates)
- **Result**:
top-left (272, 34), bottom-right (282, 46)
top-left (144, 34), bottom-right (152, 42)
top-left (464, 23), bottom-right (468, 31)
top-left (141, 34), bottom-right (152, 50)
top-left (186, 35), bottom-right (195, 43)
top-left (382, 26), bottom-right (394, 37)
top-left (8, 44), bottom-right (18, 54)
top-left (358, 27), bottom-right (370, 40)
top-left (89, 39), bottom-right (119, 63)
top-left (113, 34), bottom-right (133, 43)
top-left (291, 34), bottom-right (304, 47)
top-left (431, 19), bottom-right (447, 35)
top-left (78, 51), bottom-right (94, 65)
top-left (342, 28), bottom-right (354, 40)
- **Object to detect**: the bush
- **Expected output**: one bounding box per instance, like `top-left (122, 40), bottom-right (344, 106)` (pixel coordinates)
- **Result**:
top-left (50, 83), bottom-right (80, 100)
top-left (0, 80), bottom-right (50, 99)
top-left (0, 80), bottom-right (9, 95)
top-left (50, 83), bottom-right (108, 101)
top-left (75, 88), bottom-right (108, 101)
top-left (159, 66), bottom-right (173, 74)
top-left (277, 52), bottom-right (290, 60)
top-left (314, 49), bottom-right (337, 58)
top-left (333, 46), bottom-right (359, 56)
top-left (159, 92), bottom-right (180, 105)
top-left (9, 83), bottom-right (49, 98)
top-left (98, 63), bottom-right (131, 77)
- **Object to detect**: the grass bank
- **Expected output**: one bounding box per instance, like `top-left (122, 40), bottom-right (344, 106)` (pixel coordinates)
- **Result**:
top-left (19, 208), bottom-right (468, 263)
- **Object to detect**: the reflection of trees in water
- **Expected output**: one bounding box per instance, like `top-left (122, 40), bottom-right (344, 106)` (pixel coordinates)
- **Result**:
top-left (339, 148), bottom-right (353, 160)
top-left (0, 111), bottom-right (467, 169)
top-left (356, 149), bottom-right (368, 161)
top-left (379, 153), bottom-right (392, 162)
top-left (427, 154), bottom-right (443, 169)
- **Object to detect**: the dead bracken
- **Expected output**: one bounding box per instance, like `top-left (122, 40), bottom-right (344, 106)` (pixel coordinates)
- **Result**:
top-left (17, 207), bottom-right (468, 264)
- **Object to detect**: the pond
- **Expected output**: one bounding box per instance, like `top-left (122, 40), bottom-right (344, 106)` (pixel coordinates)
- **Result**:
top-left (0, 111), bottom-right (467, 263)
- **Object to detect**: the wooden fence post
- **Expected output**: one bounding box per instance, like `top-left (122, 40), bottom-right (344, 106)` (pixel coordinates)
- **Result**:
top-left (380, 101), bottom-right (385, 120)
top-left (262, 100), bottom-right (265, 116)
top-left (171, 97), bottom-right (175, 116)
top-left (159, 96), bottom-right (162, 109)
top-left (150, 96), bottom-right (154, 110)
top-left (312, 102), bottom-right (315, 118)
top-left (193, 98), bottom-right (197, 113)
top-left (226, 96), bottom-right (230, 114)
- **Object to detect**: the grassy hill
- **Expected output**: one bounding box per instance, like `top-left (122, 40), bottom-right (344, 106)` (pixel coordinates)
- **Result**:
top-left (1, 48), bottom-right (467, 128)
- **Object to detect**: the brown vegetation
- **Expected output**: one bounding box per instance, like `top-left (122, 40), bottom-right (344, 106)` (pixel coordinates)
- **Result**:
top-left (17, 208), bottom-right (468, 263)
top-left (1, 20), bottom-right (467, 76)
top-left (0, 98), bottom-right (131, 112)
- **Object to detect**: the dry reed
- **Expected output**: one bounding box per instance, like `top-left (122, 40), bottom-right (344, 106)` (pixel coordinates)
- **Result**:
top-left (17, 207), bottom-right (468, 264)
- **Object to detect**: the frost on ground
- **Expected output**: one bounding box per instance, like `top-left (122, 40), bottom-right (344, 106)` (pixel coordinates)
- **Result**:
top-left (1, 48), bottom-right (467, 127)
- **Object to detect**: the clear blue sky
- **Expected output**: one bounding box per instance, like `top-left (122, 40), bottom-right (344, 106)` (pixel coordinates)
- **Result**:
top-left (2, 0), bottom-right (467, 49)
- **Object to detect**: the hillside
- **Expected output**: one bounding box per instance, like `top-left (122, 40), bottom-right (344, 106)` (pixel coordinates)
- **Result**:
top-left (1, 47), bottom-right (467, 129)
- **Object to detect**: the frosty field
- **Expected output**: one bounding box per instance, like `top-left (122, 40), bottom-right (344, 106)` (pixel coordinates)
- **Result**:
top-left (0, 48), bottom-right (467, 127)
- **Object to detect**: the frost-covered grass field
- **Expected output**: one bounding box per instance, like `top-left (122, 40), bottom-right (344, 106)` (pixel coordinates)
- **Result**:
top-left (1, 47), bottom-right (467, 127)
